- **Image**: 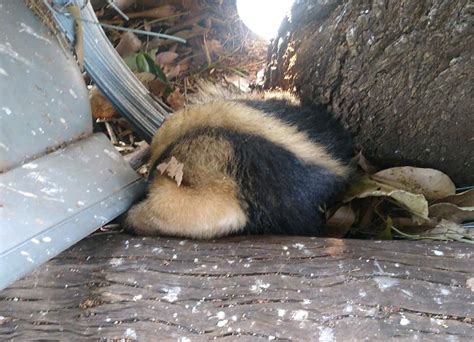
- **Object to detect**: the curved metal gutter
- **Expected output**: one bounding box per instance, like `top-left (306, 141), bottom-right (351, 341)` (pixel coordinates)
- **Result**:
top-left (48, 0), bottom-right (170, 142)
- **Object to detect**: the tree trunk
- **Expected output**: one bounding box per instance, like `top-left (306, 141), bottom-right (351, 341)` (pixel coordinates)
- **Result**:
top-left (265, 0), bottom-right (473, 186)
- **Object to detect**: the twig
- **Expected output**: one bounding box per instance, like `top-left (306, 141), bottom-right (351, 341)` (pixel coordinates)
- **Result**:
top-left (104, 121), bottom-right (118, 145)
top-left (106, 0), bottom-right (129, 21)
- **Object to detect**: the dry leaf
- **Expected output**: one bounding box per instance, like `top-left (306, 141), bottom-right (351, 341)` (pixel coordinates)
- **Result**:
top-left (344, 176), bottom-right (429, 220)
top-left (326, 205), bottom-right (355, 238)
top-left (419, 219), bottom-right (474, 242)
top-left (428, 203), bottom-right (474, 223)
top-left (126, 5), bottom-right (175, 19)
top-left (354, 151), bottom-right (378, 174)
top-left (371, 166), bottom-right (455, 201)
top-left (157, 156), bottom-right (184, 186)
top-left (167, 88), bottom-right (185, 110)
top-left (432, 189), bottom-right (474, 207)
top-left (156, 51), bottom-right (178, 65)
top-left (89, 86), bottom-right (118, 119)
top-left (115, 32), bottom-right (142, 58)
top-left (135, 72), bottom-right (168, 97)
top-left (206, 39), bottom-right (224, 55)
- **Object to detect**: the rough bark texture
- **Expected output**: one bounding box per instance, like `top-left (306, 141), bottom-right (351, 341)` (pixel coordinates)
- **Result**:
top-left (265, 0), bottom-right (473, 186)
top-left (1, 234), bottom-right (473, 340)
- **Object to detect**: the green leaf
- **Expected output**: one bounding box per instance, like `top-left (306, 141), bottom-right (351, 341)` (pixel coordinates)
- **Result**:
top-left (136, 53), bottom-right (150, 73)
top-left (142, 53), bottom-right (168, 83)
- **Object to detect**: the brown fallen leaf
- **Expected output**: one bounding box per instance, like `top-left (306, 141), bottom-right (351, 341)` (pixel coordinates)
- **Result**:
top-left (371, 166), bottom-right (455, 201)
top-left (344, 176), bottom-right (429, 220)
top-left (126, 5), bottom-right (175, 19)
top-left (156, 51), bottom-right (178, 65)
top-left (429, 203), bottom-right (474, 224)
top-left (157, 156), bottom-right (184, 186)
top-left (419, 219), bottom-right (474, 242)
top-left (167, 88), bottom-right (185, 110)
top-left (432, 188), bottom-right (474, 207)
top-left (89, 86), bottom-right (118, 119)
top-left (206, 39), bottom-right (224, 55)
top-left (326, 205), bottom-right (355, 238)
top-left (135, 72), bottom-right (168, 97)
top-left (115, 32), bottom-right (142, 58)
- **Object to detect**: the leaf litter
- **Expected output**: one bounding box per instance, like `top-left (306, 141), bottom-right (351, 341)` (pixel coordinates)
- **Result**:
top-left (326, 154), bottom-right (474, 243)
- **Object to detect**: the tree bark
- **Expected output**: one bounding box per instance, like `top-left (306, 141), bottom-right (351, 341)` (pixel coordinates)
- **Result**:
top-left (265, 0), bottom-right (473, 186)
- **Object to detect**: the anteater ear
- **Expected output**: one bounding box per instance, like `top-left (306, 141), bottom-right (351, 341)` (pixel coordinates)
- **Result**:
top-left (125, 175), bottom-right (247, 239)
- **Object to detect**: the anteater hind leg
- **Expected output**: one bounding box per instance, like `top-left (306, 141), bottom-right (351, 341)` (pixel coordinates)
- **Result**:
top-left (126, 175), bottom-right (247, 239)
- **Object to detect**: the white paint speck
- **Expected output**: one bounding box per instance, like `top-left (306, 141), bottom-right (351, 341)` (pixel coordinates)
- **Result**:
top-left (109, 258), bottom-right (123, 267)
top-left (0, 42), bottom-right (32, 66)
top-left (59, 117), bottom-right (66, 124)
top-left (277, 309), bottom-right (286, 317)
top-left (22, 163), bottom-right (38, 169)
top-left (440, 288), bottom-right (451, 296)
top-left (0, 142), bottom-right (9, 151)
top-left (250, 279), bottom-right (270, 293)
top-left (400, 317), bottom-right (410, 326)
top-left (20, 251), bottom-right (30, 256)
top-left (374, 277), bottom-right (399, 291)
top-left (401, 289), bottom-right (413, 297)
top-left (1, 107), bottom-right (12, 115)
top-left (124, 328), bottom-right (137, 339)
top-left (0, 68), bottom-right (8, 76)
top-left (162, 286), bottom-right (181, 302)
top-left (291, 310), bottom-right (308, 321)
top-left (214, 311), bottom-right (225, 319)
top-left (303, 299), bottom-right (312, 305)
top-left (432, 250), bottom-right (444, 256)
top-left (42, 237), bottom-right (51, 243)
top-left (31, 238), bottom-right (40, 244)
top-left (343, 304), bottom-right (353, 313)
top-left (292, 243), bottom-right (305, 250)
top-left (132, 294), bottom-right (143, 301)
top-left (318, 327), bottom-right (335, 342)
top-left (69, 88), bottom-right (78, 98)
top-left (0, 184), bottom-right (38, 198)
top-left (217, 319), bottom-right (228, 327)
top-left (19, 23), bottom-right (51, 44)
